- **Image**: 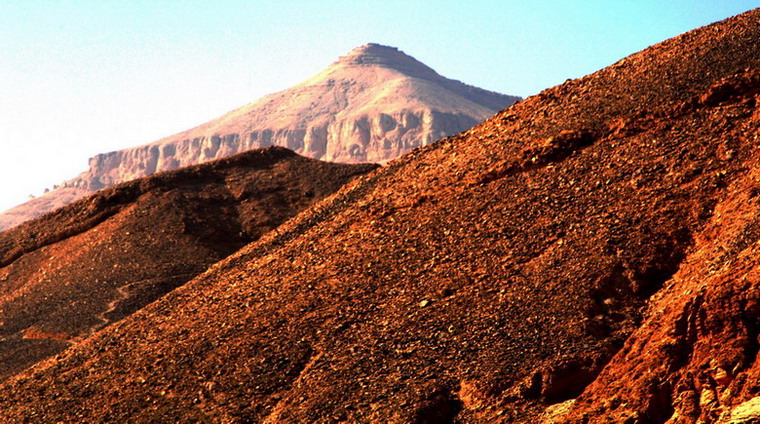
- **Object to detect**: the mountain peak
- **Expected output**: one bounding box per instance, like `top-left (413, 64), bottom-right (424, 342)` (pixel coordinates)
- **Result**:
top-left (0, 43), bottom-right (520, 231)
top-left (332, 43), bottom-right (440, 79)
top-left (340, 43), bottom-right (404, 61)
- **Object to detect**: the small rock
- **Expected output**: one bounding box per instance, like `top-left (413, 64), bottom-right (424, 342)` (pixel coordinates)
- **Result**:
top-left (714, 367), bottom-right (732, 386)
top-left (700, 388), bottom-right (716, 408)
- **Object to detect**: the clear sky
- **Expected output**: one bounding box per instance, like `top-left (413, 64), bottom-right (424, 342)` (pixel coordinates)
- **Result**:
top-left (0, 1), bottom-right (756, 212)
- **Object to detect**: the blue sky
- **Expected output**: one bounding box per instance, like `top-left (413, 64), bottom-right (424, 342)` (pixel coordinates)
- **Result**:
top-left (0, 1), bottom-right (756, 212)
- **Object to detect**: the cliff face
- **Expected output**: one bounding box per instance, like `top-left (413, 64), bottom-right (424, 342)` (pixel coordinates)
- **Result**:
top-left (77, 110), bottom-right (482, 191)
top-left (0, 44), bottom-right (519, 229)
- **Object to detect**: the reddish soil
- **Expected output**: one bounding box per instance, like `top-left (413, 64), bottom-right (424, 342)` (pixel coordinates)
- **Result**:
top-left (0, 9), bottom-right (757, 424)
top-left (0, 147), bottom-right (376, 381)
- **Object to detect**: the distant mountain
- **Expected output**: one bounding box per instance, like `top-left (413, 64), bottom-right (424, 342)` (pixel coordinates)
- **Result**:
top-left (0, 44), bottom-right (519, 231)
top-left (1, 9), bottom-right (757, 424)
top-left (0, 187), bottom-right (90, 232)
top-left (0, 147), bottom-right (376, 381)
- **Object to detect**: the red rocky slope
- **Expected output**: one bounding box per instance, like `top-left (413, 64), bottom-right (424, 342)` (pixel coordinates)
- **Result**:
top-left (0, 9), bottom-right (758, 424)
top-left (0, 147), bottom-right (376, 381)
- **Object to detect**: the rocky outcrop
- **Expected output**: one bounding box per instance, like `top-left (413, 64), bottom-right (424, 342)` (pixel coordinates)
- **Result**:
top-left (0, 44), bottom-right (519, 230)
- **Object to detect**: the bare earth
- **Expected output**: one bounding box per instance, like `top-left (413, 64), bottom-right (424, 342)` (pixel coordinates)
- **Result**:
top-left (0, 148), bottom-right (376, 381)
top-left (0, 9), bottom-right (758, 424)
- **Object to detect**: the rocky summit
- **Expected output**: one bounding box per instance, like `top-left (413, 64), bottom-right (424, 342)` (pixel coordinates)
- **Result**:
top-left (0, 9), bottom-right (758, 424)
top-left (0, 43), bottom-right (519, 231)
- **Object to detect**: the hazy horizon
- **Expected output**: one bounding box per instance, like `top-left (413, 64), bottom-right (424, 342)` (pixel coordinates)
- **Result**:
top-left (0, 1), bottom-right (756, 213)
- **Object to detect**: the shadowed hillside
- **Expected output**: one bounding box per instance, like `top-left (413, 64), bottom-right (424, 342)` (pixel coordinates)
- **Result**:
top-left (0, 147), bottom-right (376, 381)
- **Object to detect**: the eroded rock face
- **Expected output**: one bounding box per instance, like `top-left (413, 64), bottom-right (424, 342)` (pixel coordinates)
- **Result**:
top-left (0, 44), bottom-right (519, 230)
top-left (74, 110), bottom-right (482, 191)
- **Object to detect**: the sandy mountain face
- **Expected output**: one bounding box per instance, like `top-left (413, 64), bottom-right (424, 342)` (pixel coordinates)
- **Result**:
top-left (0, 43), bottom-right (519, 231)
top-left (0, 147), bottom-right (376, 381)
top-left (0, 9), bottom-right (758, 424)
top-left (0, 187), bottom-right (90, 233)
